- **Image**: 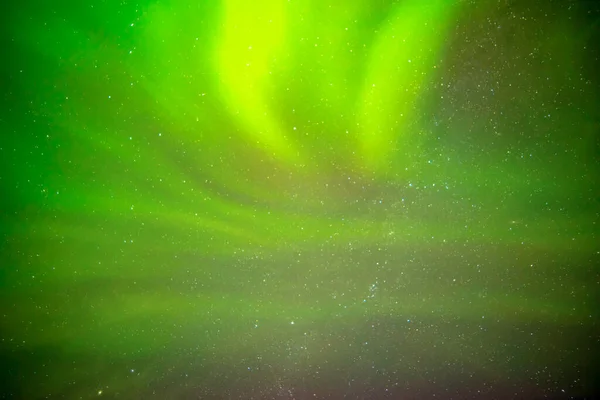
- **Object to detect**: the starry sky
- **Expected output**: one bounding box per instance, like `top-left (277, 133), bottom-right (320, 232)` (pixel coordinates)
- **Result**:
top-left (1, 0), bottom-right (599, 399)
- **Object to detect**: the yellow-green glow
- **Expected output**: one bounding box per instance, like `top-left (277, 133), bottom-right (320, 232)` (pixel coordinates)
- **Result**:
top-left (216, 1), bottom-right (303, 165)
top-left (358, 0), bottom-right (458, 174)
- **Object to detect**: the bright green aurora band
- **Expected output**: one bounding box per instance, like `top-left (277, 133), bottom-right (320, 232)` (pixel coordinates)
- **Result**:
top-left (1, 0), bottom-right (599, 398)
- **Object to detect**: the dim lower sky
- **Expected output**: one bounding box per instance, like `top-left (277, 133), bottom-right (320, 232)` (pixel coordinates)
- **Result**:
top-left (1, 0), bottom-right (599, 399)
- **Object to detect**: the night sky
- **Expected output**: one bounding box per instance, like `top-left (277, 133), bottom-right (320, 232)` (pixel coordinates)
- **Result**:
top-left (1, 0), bottom-right (599, 399)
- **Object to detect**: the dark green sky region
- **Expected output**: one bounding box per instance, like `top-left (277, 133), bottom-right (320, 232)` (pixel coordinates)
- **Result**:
top-left (1, 0), bottom-right (600, 399)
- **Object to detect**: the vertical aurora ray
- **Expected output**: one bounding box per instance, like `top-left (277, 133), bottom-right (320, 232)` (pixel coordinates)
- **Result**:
top-left (215, 0), bottom-right (305, 167)
top-left (357, 0), bottom-right (458, 176)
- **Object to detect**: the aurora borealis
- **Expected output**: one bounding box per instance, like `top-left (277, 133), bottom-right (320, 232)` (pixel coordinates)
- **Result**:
top-left (1, 0), bottom-right (599, 398)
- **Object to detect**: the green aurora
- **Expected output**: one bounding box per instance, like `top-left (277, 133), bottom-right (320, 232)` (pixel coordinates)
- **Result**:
top-left (1, 0), bottom-right (599, 398)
